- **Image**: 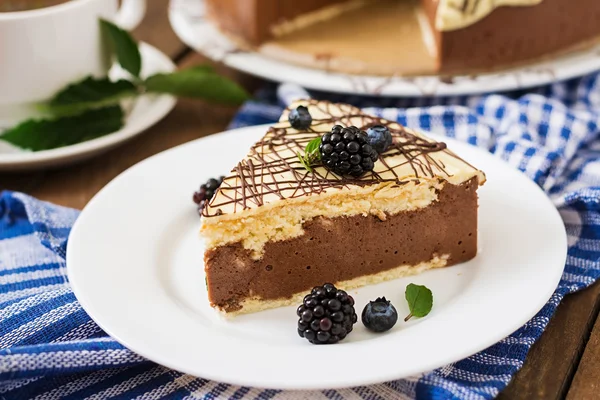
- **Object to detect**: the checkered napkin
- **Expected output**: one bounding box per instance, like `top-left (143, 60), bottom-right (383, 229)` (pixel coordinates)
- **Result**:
top-left (2, 75), bottom-right (600, 400)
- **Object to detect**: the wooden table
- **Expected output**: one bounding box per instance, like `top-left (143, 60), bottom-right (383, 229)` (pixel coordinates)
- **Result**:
top-left (1, 1), bottom-right (598, 398)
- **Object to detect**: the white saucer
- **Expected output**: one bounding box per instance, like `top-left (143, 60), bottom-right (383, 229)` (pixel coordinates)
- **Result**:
top-left (0, 43), bottom-right (176, 171)
top-left (67, 125), bottom-right (567, 390)
top-left (169, 0), bottom-right (600, 97)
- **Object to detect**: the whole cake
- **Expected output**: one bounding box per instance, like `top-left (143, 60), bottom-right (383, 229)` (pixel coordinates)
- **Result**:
top-left (205, 0), bottom-right (600, 75)
top-left (200, 100), bottom-right (486, 315)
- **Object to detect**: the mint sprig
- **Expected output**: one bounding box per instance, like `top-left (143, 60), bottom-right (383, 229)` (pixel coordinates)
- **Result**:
top-left (297, 137), bottom-right (322, 172)
top-left (404, 283), bottom-right (433, 321)
top-left (145, 66), bottom-right (249, 105)
top-left (100, 19), bottom-right (142, 78)
top-left (1, 106), bottom-right (124, 151)
top-left (45, 77), bottom-right (138, 116)
top-left (0, 19), bottom-right (250, 152)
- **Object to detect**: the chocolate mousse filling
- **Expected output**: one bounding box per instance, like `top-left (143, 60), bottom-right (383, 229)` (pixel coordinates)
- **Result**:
top-left (205, 177), bottom-right (478, 312)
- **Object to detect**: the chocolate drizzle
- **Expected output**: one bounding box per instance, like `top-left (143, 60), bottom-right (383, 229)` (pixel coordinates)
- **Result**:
top-left (203, 100), bottom-right (473, 218)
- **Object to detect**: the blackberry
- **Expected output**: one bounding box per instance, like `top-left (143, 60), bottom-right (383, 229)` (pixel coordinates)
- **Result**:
top-left (297, 283), bottom-right (357, 344)
top-left (193, 176), bottom-right (225, 212)
top-left (319, 125), bottom-right (379, 177)
top-left (367, 125), bottom-right (393, 154)
top-left (288, 105), bottom-right (312, 130)
top-left (361, 297), bottom-right (398, 333)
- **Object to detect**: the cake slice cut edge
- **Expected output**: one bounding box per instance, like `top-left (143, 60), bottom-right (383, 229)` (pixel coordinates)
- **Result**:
top-left (201, 100), bottom-right (485, 316)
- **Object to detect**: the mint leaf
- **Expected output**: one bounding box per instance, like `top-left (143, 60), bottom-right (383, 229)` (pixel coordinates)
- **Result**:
top-left (144, 66), bottom-right (249, 105)
top-left (297, 137), bottom-right (321, 172)
top-left (100, 19), bottom-right (142, 78)
top-left (297, 152), bottom-right (313, 173)
top-left (44, 76), bottom-right (138, 116)
top-left (404, 284), bottom-right (433, 321)
top-left (305, 137), bottom-right (322, 156)
top-left (0, 106), bottom-right (124, 151)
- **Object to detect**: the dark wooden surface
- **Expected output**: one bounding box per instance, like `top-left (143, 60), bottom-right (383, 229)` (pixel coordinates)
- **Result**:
top-left (1, 1), bottom-right (598, 397)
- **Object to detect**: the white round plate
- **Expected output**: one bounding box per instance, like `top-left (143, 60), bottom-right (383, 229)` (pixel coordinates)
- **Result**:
top-left (169, 0), bottom-right (600, 97)
top-left (67, 125), bottom-right (567, 390)
top-left (0, 43), bottom-right (176, 171)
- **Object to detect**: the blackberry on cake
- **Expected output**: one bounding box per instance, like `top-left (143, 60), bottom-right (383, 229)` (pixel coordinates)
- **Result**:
top-left (193, 176), bottom-right (224, 211)
top-left (319, 125), bottom-right (378, 177)
top-left (200, 100), bottom-right (485, 316)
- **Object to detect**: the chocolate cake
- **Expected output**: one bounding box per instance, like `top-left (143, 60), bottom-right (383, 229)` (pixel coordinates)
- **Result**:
top-left (205, 0), bottom-right (600, 75)
top-left (200, 100), bottom-right (486, 315)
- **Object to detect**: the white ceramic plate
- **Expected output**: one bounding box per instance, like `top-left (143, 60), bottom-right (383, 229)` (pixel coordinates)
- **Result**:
top-left (169, 0), bottom-right (600, 97)
top-left (67, 125), bottom-right (567, 390)
top-left (0, 43), bottom-right (176, 171)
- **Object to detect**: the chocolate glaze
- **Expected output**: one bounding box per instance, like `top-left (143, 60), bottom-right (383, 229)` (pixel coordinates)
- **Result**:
top-left (202, 100), bottom-right (469, 218)
top-left (205, 177), bottom-right (478, 312)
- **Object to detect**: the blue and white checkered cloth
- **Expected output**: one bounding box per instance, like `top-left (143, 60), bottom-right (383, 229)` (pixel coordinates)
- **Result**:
top-left (2, 74), bottom-right (600, 399)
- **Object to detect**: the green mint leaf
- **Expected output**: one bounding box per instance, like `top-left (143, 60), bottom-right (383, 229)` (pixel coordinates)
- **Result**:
top-left (144, 66), bottom-right (249, 105)
top-left (0, 106), bottom-right (124, 151)
top-left (297, 152), bottom-right (313, 173)
top-left (100, 19), bottom-right (142, 78)
top-left (297, 137), bottom-right (322, 172)
top-left (305, 137), bottom-right (322, 157)
top-left (404, 283), bottom-right (433, 321)
top-left (44, 76), bottom-right (138, 116)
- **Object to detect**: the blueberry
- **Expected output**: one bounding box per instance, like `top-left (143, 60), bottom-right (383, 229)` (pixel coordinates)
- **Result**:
top-left (361, 297), bottom-right (398, 333)
top-left (367, 125), bottom-right (393, 153)
top-left (288, 106), bottom-right (313, 130)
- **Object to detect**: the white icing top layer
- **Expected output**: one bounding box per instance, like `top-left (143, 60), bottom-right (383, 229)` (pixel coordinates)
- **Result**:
top-left (203, 100), bottom-right (485, 219)
top-left (436, 0), bottom-right (543, 31)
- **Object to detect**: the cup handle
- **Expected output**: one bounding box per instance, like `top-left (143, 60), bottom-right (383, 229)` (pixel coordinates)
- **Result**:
top-left (114, 0), bottom-right (147, 31)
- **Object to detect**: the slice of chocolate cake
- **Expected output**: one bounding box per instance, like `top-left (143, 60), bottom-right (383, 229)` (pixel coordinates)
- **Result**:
top-left (201, 100), bottom-right (485, 316)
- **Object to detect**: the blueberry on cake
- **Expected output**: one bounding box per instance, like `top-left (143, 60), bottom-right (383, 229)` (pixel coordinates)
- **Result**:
top-left (200, 100), bottom-right (485, 315)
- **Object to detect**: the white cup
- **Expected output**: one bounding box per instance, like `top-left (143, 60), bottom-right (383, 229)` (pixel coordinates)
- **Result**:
top-left (0, 0), bottom-right (146, 125)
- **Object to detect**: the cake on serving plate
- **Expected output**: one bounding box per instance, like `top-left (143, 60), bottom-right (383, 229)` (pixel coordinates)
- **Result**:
top-left (205, 0), bottom-right (600, 75)
top-left (200, 100), bottom-right (486, 316)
